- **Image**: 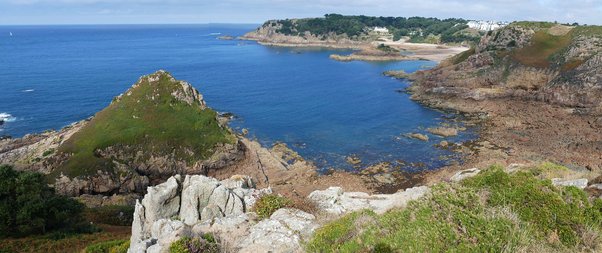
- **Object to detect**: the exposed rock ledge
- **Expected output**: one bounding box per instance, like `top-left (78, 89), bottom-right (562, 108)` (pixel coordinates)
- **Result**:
top-left (128, 174), bottom-right (431, 253)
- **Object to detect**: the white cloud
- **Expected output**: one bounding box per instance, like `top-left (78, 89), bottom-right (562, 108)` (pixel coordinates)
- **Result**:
top-left (0, 0), bottom-right (600, 25)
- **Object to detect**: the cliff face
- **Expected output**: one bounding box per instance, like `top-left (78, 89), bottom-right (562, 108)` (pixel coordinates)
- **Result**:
top-left (0, 71), bottom-right (244, 196)
top-left (410, 23), bottom-right (602, 113)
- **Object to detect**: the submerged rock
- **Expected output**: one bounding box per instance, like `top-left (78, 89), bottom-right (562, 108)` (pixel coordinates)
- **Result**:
top-left (346, 155), bottom-right (362, 165)
top-left (427, 127), bottom-right (459, 137)
top-left (407, 133), bottom-right (429, 141)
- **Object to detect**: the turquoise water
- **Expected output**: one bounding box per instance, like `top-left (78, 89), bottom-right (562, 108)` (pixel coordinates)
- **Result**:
top-left (0, 24), bottom-right (475, 171)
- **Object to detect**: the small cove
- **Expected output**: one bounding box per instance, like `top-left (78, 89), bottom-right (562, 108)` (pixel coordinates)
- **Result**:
top-left (0, 24), bottom-right (477, 172)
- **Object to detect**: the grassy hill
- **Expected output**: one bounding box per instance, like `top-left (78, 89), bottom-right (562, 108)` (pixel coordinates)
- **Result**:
top-left (53, 71), bottom-right (235, 178)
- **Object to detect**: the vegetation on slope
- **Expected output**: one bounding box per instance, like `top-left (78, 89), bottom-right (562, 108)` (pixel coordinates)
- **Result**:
top-left (307, 165), bottom-right (602, 252)
top-left (0, 165), bottom-right (132, 253)
top-left (458, 22), bottom-right (602, 70)
top-left (0, 165), bottom-right (92, 238)
top-left (270, 14), bottom-right (481, 43)
top-left (55, 71), bottom-right (235, 178)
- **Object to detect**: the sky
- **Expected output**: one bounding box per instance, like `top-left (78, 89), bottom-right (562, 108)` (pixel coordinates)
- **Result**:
top-left (0, 0), bottom-right (601, 25)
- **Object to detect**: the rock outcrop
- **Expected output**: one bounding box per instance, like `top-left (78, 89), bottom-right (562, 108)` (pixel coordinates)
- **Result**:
top-left (308, 186), bottom-right (430, 215)
top-left (410, 23), bottom-right (602, 114)
top-left (128, 174), bottom-right (324, 253)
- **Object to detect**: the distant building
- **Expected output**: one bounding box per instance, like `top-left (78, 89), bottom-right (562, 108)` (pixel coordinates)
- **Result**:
top-left (373, 27), bottom-right (390, 34)
top-left (467, 20), bottom-right (509, 31)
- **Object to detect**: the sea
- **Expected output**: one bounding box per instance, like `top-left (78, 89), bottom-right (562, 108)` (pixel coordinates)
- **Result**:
top-left (0, 24), bottom-right (476, 172)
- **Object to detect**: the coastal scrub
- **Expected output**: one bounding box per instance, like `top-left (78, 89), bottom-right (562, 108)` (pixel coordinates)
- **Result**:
top-left (307, 166), bottom-right (602, 252)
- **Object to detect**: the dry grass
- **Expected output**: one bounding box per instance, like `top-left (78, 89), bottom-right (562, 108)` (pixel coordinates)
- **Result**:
top-left (0, 225), bottom-right (130, 253)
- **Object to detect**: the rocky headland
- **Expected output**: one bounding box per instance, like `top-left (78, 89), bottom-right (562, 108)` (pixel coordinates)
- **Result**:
top-left (403, 22), bottom-right (602, 183)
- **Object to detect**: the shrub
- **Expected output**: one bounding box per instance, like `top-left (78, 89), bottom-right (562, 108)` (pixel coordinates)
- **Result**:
top-left (254, 195), bottom-right (293, 219)
top-left (169, 236), bottom-right (219, 253)
top-left (0, 165), bottom-right (91, 238)
top-left (84, 239), bottom-right (129, 253)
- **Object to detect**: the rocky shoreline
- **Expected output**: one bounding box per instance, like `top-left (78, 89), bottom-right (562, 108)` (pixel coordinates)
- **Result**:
top-left (405, 23), bottom-right (602, 184)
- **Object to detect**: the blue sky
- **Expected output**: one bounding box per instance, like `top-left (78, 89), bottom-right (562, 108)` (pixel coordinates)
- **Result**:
top-left (1, 0), bottom-right (601, 25)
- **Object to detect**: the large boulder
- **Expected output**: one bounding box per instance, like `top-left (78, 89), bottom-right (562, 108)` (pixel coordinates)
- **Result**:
top-left (128, 174), bottom-right (269, 253)
top-left (193, 208), bottom-right (318, 253)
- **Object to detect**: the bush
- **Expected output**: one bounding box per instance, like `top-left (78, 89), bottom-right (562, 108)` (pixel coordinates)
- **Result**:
top-left (253, 195), bottom-right (293, 219)
top-left (84, 205), bottom-right (135, 226)
top-left (84, 239), bottom-right (129, 253)
top-left (0, 165), bottom-right (91, 238)
top-left (169, 235), bottom-right (219, 253)
top-left (307, 166), bottom-right (602, 252)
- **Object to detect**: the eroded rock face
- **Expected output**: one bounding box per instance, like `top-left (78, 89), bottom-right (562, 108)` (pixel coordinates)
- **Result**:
top-left (308, 186), bottom-right (430, 215)
top-left (129, 174), bottom-right (271, 253)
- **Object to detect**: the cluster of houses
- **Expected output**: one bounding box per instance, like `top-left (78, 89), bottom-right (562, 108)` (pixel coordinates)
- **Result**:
top-left (466, 20), bottom-right (509, 31)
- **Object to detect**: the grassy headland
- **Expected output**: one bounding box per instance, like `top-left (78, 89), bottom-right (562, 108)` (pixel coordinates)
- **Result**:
top-left (55, 71), bottom-right (235, 178)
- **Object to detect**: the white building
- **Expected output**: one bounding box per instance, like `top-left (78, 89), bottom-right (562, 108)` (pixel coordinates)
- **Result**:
top-left (467, 20), bottom-right (509, 31)
top-left (373, 27), bottom-right (390, 34)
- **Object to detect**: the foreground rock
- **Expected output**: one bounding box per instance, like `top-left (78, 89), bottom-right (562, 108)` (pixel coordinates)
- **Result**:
top-left (129, 174), bottom-right (272, 252)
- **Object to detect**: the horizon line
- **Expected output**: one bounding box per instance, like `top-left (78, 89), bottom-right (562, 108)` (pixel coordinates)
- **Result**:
top-left (0, 22), bottom-right (262, 27)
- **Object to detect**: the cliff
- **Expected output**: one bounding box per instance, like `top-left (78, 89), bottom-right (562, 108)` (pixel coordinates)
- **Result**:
top-left (410, 22), bottom-right (602, 113)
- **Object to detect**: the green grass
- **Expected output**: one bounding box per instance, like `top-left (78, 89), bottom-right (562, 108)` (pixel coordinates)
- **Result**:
top-left (307, 166), bottom-right (602, 252)
top-left (451, 47), bottom-right (475, 65)
top-left (510, 21), bottom-right (555, 29)
top-left (54, 71), bottom-right (235, 178)
top-left (571, 26), bottom-right (602, 38)
top-left (84, 239), bottom-right (129, 253)
top-left (253, 195), bottom-right (293, 219)
top-left (511, 30), bottom-right (572, 68)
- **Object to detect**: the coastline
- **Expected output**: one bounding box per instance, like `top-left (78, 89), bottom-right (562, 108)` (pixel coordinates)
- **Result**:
top-left (240, 34), bottom-right (468, 63)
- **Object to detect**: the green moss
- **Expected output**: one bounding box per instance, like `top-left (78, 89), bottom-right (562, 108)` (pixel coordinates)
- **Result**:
top-left (54, 72), bottom-right (234, 178)
top-left (308, 166), bottom-right (602, 252)
top-left (254, 195), bottom-right (293, 219)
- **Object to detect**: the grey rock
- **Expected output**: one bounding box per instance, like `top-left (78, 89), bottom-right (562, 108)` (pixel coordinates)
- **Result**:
top-left (552, 178), bottom-right (588, 189)
top-left (308, 186), bottom-right (430, 215)
top-left (450, 168), bottom-right (481, 182)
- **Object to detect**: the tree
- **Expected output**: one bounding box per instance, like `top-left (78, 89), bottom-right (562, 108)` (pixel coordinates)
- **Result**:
top-left (0, 165), bottom-right (87, 237)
